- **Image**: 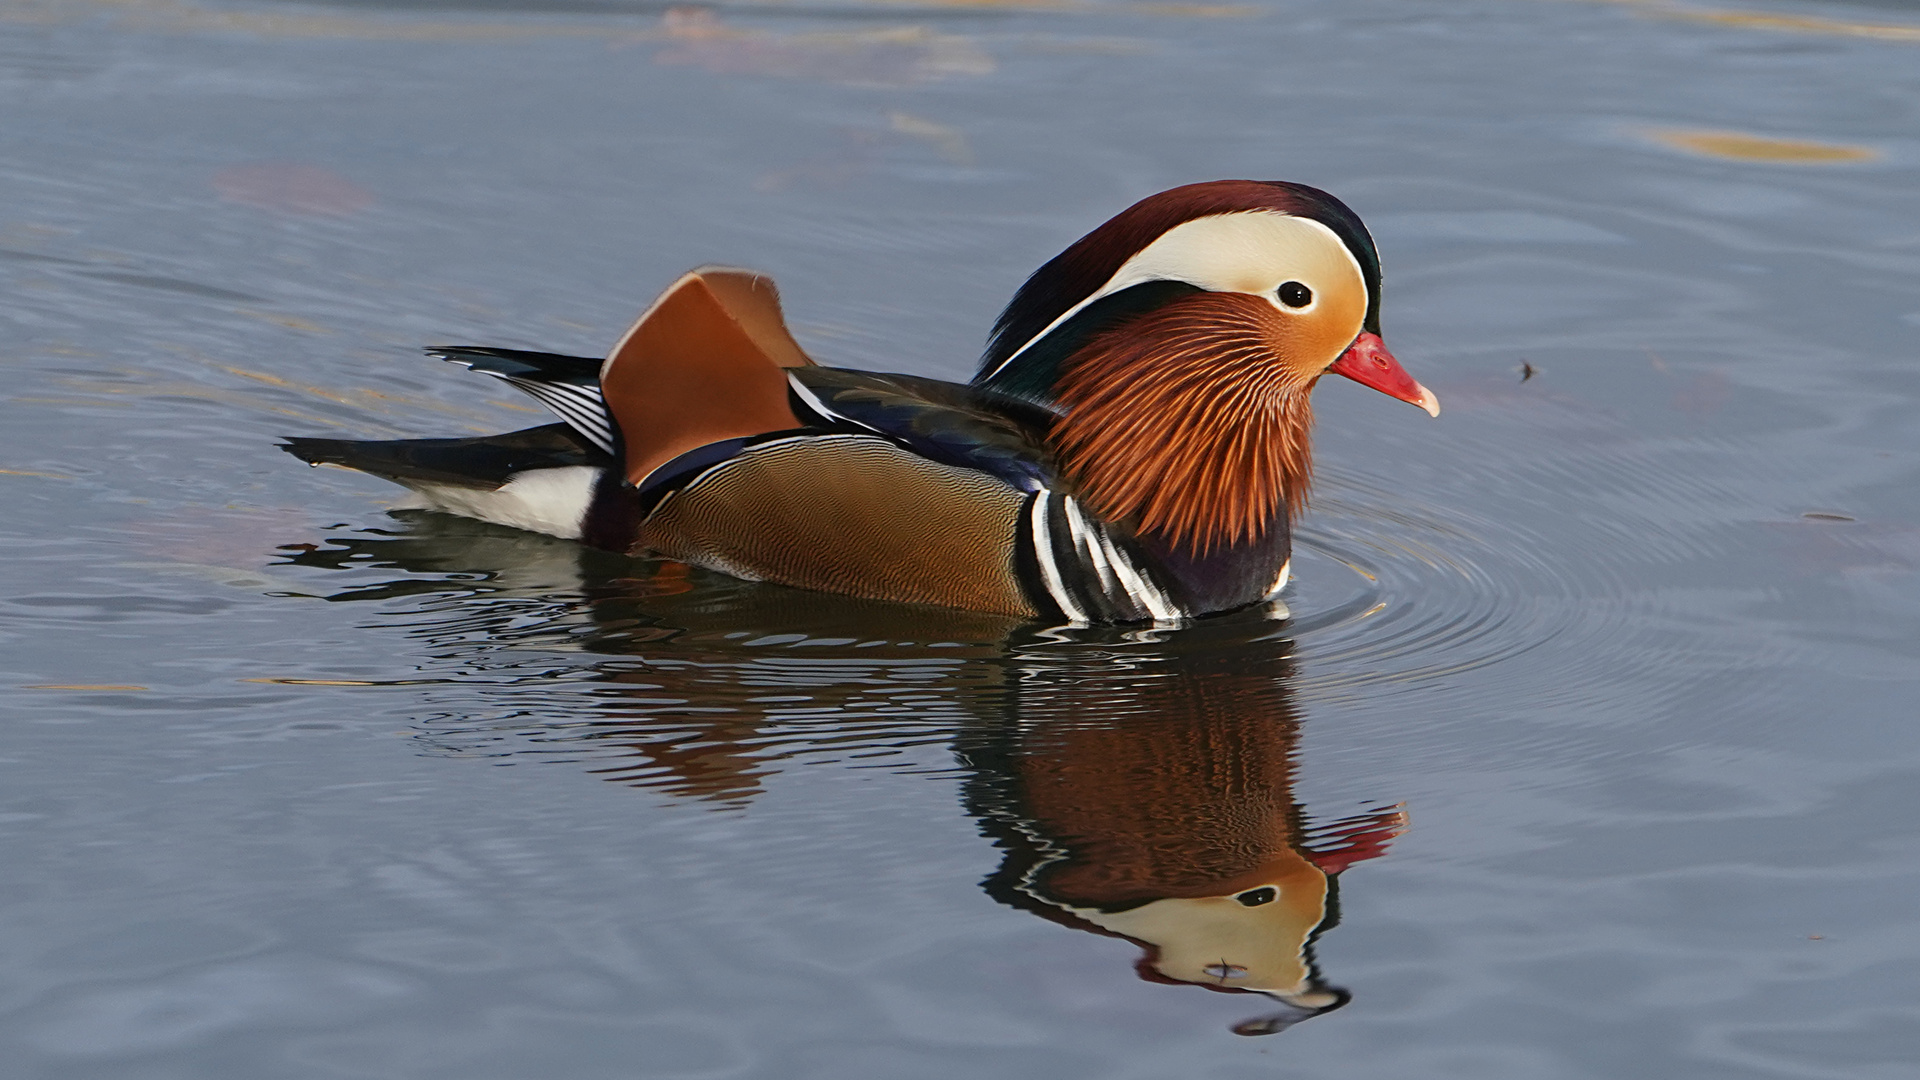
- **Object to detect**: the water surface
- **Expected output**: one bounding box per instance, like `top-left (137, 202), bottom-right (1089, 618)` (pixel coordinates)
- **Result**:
top-left (3, 0), bottom-right (1919, 1075)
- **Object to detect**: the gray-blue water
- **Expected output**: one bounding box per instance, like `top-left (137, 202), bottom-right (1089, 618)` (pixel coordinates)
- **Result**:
top-left (4, 0), bottom-right (1919, 1075)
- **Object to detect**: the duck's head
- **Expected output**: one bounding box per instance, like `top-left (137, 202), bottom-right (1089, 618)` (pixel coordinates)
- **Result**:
top-left (975, 180), bottom-right (1436, 554)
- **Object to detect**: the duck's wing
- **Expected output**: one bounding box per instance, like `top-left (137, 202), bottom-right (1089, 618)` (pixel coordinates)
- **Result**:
top-left (434, 269), bottom-right (1049, 495)
top-left (428, 266), bottom-right (817, 471)
top-left (588, 321), bottom-right (1056, 613)
top-left (429, 347), bottom-right (617, 456)
top-left (589, 305), bottom-right (1050, 614)
top-left (598, 265), bottom-right (820, 486)
top-left (637, 430), bottom-right (1038, 616)
top-left (787, 366), bottom-right (1060, 493)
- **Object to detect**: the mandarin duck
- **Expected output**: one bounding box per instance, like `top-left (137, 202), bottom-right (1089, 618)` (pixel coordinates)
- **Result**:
top-left (283, 180), bottom-right (1438, 623)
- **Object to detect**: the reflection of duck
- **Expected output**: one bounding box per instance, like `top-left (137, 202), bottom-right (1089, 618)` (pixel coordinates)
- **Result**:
top-left (284, 180), bottom-right (1437, 623)
top-left (278, 533), bottom-right (1402, 1033)
top-left (280, 528), bottom-right (1024, 804)
top-left (959, 647), bottom-right (1403, 1035)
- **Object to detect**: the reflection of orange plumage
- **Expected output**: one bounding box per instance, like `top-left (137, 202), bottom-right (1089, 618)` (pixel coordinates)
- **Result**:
top-left (585, 668), bottom-right (771, 805)
top-left (543, 560), bottom-right (1022, 804)
top-left (1012, 683), bottom-right (1319, 907)
top-left (964, 651), bottom-right (1404, 1034)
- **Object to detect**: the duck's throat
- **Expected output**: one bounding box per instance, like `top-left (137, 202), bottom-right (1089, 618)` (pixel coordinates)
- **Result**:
top-left (1048, 298), bottom-right (1316, 557)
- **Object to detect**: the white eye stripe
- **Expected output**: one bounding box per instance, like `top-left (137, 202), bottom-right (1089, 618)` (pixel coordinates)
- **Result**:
top-left (985, 211), bottom-right (1366, 380)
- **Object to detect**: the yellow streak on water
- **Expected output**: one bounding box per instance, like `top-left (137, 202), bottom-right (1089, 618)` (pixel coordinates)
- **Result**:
top-left (888, 112), bottom-right (975, 165)
top-left (0, 467), bottom-right (71, 479)
top-left (1579, 0), bottom-right (1920, 44)
top-left (1659, 5), bottom-right (1920, 42)
top-left (223, 366), bottom-right (363, 407)
top-left (1643, 127), bottom-right (1880, 163)
top-left (1123, 3), bottom-right (1258, 15)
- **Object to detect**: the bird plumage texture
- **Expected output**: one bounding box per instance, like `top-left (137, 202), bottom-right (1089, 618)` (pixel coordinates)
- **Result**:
top-left (282, 180), bottom-right (1438, 623)
top-left (1049, 291), bottom-right (1319, 555)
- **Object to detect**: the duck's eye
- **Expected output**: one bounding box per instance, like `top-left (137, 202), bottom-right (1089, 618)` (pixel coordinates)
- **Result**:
top-left (1235, 887), bottom-right (1277, 907)
top-left (1277, 281), bottom-right (1312, 308)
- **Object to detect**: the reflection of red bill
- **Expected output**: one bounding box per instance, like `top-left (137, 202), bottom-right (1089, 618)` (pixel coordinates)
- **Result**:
top-left (1328, 333), bottom-right (1440, 417)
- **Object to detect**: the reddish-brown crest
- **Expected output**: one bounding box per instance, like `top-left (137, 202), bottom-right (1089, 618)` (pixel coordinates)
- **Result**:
top-left (1050, 292), bottom-right (1317, 555)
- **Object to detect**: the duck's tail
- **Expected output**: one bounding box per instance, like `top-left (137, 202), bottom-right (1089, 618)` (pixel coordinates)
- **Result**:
top-left (426, 347), bottom-right (617, 455)
top-left (280, 423), bottom-right (605, 488)
top-left (280, 424), bottom-right (612, 540)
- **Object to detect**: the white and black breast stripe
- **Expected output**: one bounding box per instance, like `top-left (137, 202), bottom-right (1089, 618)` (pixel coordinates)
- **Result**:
top-left (1071, 499), bottom-right (1181, 621)
top-left (1027, 491), bottom-right (1089, 624)
top-left (1062, 497), bottom-right (1121, 600)
top-left (1027, 490), bottom-right (1183, 624)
